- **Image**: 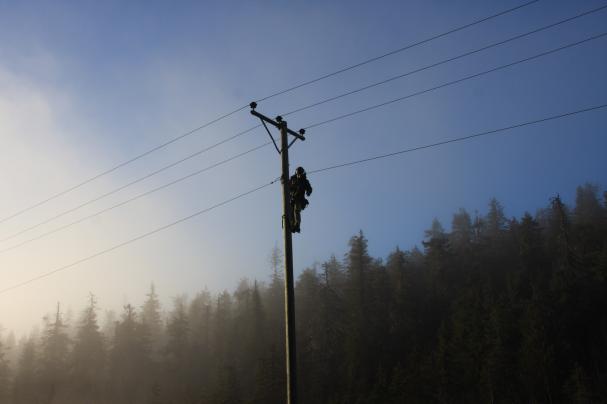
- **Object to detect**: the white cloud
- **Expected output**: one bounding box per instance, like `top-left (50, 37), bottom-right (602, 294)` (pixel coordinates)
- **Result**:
top-left (0, 65), bottom-right (208, 335)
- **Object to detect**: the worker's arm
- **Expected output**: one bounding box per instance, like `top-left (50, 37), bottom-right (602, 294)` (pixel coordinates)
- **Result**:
top-left (305, 180), bottom-right (313, 196)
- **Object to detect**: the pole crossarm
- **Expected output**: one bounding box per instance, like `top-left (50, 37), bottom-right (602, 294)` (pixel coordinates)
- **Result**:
top-left (250, 102), bottom-right (306, 141)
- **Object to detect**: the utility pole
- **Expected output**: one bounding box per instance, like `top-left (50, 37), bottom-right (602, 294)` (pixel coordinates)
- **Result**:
top-left (250, 102), bottom-right (305, 404)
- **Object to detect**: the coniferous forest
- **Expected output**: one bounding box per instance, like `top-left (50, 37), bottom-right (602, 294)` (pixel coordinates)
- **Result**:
top-left (0, 183), bottom-right (606, 404)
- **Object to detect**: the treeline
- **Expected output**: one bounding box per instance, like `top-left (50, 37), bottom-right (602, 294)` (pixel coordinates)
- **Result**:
top-left (0, 183), bottom-right (606, 403)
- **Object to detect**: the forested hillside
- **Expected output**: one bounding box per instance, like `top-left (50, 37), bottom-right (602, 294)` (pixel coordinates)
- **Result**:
top-left (1, 183), bottom-right (606, 404)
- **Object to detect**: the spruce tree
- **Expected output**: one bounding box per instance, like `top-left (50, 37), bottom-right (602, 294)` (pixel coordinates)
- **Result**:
top-left (164, 296), bottom-right (191, 403)
top-left (0, 336), bottom-right (10, 402)
top-left (343, 231), bottom-right (373, 393)
top-left (12, 337), bottom-right (38, 404)
top-left (450, 208), bottom-right (474, 252)
top-left (141, 283), bottom-right (164, 358)
top-left (39, 303), bottom-right (70, 403)
top-left (110, 304), bottom-right (151, 404)
top-left (70, 294), bottom-right (105, 402)
top-left (485, 198), bottom-right (507, 239)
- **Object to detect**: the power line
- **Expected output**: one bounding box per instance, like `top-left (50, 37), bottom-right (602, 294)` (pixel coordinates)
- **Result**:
top-left (1, 102), bottom-right (604, 295)
top-left (283, 3), bottom-right (607, 117)
top-left (0, 142), bottom-right (271, 255)
top-left (309, 104), bottom-right (607, 175)
top-left (0, 1), bottom-right (538, 225)
top-left (0, 181), bottom-right (276, 295)
top-left (255, 0), bottom-right (540, 102)
top-left (0, 126), bottom-right (260, 243)
top-left (0, 105), bottom-right (249, 226)
top-left (305, 31), bottom-right (607, 129)
top-left (4, 29), bottom-right (603, 244)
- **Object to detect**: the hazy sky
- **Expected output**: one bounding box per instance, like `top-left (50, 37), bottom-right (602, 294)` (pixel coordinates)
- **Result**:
top-left (1, 0), bottom-right (606, 335)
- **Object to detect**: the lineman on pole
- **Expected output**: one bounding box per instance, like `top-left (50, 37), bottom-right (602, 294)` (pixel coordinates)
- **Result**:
top-left (289, 167), bottom-right (312, 233)
top-left (250, 102), bottom-right (305, 404)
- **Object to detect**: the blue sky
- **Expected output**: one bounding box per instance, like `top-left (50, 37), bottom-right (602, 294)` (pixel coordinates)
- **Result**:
top-left (0, 0), bottom-right (606, 334)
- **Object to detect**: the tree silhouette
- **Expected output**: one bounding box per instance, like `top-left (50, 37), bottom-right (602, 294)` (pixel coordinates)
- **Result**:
top-left (3, 182), bottom-right (607, 403)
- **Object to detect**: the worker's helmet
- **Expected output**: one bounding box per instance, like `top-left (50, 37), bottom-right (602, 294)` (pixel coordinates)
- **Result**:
top-left (296, 167), bottom-right (305, 175)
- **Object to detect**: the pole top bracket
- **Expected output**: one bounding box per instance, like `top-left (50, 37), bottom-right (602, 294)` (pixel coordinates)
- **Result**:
top-left (249, 103), bottom-right (306, 141)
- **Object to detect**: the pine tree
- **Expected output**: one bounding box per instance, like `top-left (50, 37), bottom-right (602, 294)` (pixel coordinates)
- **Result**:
top-left (450, 208), bottom-right (474, 252)
top-left (0, 335), bottom-right (10, 402)
top-left (422, 218), bottom-right (452, 322)
top-left (110, 304), bottom-right (151, 404)
top-left (141, 283), bottom-right (164, 358)
top-left (165, 296), bottom-right (189, 364)
top-left (3, 332), bottom-right (16, 374)
top-left (164, 295), bottom-right (191, 403)
top-left (485, 198), bottom-right (507, 239)
top-left (385, 247), bottom-right (415, 368)
top-left (70, 293), bottom-right (105, 402)
top-left (39, 303), bottom-right (70, 403)
top-left (295, 267), bottom-right (324, 403)
top-left (12, 337), bottom-right (38, 404)
top-left (317, 255), bottom-right (347, 400)
top-left (188, 289), bottom-right (213, 400)
top-left (423, 218), bottom-right (449, 271)
top-left (343, 231), bottom-right (374, 393)
top-left (322, 254), bottom-right (346, 291)
top-left (251, 281), bottom-right (265, 352)
top-left (212, 291), bottom-right (233, 366)
top-left (264, 248), bottom-right (285, 360)
top-left (425, 218), bottom-right (446, 242)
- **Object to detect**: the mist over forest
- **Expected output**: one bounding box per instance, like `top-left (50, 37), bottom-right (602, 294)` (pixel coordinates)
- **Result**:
top-left (0, 182), bottom-right (606, 404)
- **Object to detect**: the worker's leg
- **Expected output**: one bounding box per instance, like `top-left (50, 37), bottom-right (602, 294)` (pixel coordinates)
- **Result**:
top-left (292, 204), bottom-right (301, 232)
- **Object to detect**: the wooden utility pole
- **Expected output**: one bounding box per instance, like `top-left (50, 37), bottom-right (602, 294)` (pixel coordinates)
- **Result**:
top-left (250, 102), bottom-right (305, 404)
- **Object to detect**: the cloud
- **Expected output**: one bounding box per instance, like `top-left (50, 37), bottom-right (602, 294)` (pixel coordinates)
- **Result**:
top-left (0, 64), bottom-right (204, 335)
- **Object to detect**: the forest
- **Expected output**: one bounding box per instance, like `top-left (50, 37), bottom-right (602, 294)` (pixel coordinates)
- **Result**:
top-left (0, 182), bottom-right (606, 404)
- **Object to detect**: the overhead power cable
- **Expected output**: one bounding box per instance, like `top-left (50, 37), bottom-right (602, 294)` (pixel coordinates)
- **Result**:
top-left (0, 105), bottom-right (249, 226)
top-left (0, 181), bottom-right (276, 295)
top-left (0, 126), bottom-right (259, 243)
top-left (305, 31), bottom-right (607, 129)
top-left (0, 142), bottom-right (271, 255)
top-left (308, 104), bottom-right (607, 174)
top-left (1, 102), bottom-right (604, 295)
top-left (255, 0), bottom-right (540, 102)
top-left (3, 28), bottom-right (604, 244)
top-left (0, 1), bottom-right (538, 225)
top-left (283, 3), bottom-right (607, 117)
